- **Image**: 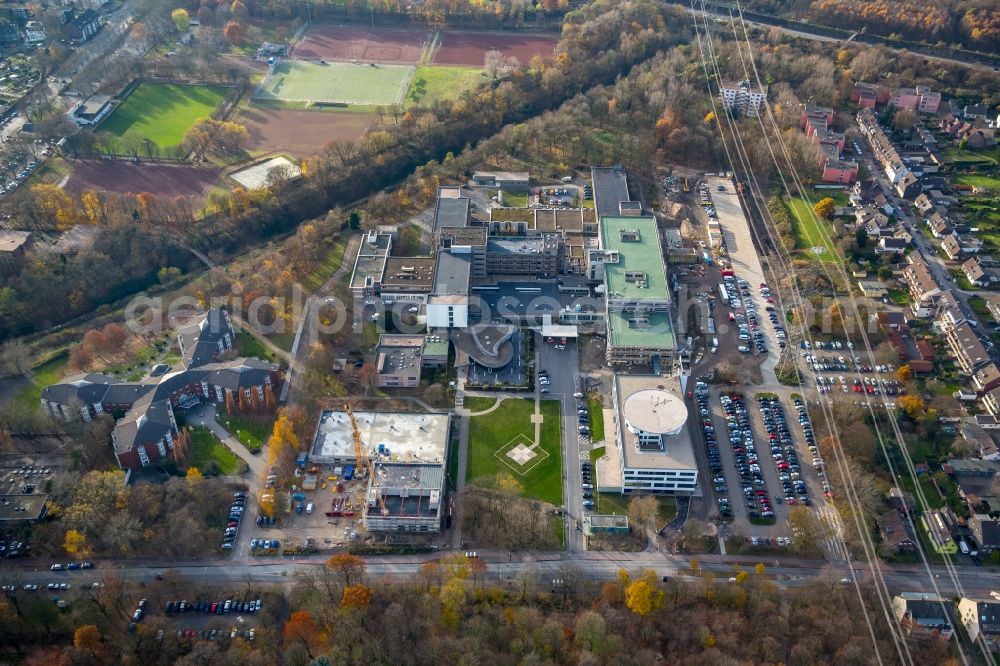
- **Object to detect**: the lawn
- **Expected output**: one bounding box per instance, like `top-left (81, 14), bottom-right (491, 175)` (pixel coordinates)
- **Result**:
top-left (463, 396), bottom-right (497, 413)
top-left (235, 329), bottom-right (278, 363)
top-left (216, 408), bottom-right (273, 454)
top-left (786, 197), bottom-right (839, 262)
top-left (497, 189), bottom-right (528, 207)
top-left (13, 351), bottom-right (68, 414)
top-left (301, 236), bottom-right (349, 292)
top-left (466, 397), bottom-right (563, 505)
top-left (189, 426), bottom-right (241, 476)
top-left (257, 60), bottom-right (411, 106)
top-left (587, 395), bottom-right (605, 442)
top-left (954, 173), bottom-right (1000, 194)
top-left (943, 145), bottom-right (998, 166)
top-left (100, 83), bottom-right (229, 150)
top-left (813, 188), bottom-right (851, 207)
top-left (404, 65), bottom-right (483, 107)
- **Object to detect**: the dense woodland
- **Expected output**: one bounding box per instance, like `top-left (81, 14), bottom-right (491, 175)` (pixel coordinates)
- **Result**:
top-left (743, 0), bottom-right (1000, 52)
top-left (0, 553), bottom-right (951, 665)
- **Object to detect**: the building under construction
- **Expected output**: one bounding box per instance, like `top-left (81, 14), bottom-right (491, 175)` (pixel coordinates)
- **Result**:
top-left (310, 409), bottom-right (451, 532)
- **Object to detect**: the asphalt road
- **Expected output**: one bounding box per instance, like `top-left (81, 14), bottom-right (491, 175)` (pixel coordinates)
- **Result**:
top-left (536, 335), bottom-right (586, 553)
top-left (11, 550), bottom-right (1000, 598)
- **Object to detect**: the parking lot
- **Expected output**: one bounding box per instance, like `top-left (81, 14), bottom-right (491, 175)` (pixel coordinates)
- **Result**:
top-left (694, 383), bottom-right (832, 538)
top-left (799, 339), bottom-right (903, 406)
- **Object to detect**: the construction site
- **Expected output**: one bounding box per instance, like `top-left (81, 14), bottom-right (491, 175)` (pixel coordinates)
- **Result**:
top-left (310, 407), bottom-right (452, 533)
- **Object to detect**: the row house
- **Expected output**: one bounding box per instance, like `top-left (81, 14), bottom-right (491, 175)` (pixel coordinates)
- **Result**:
top-left (42, 310), bottom-right (282, 472)
top-left (983, 294), bottom-right (1000, 325)
top-left (800, 104), bottom-right (857, 183)
top-left (858, 108), bottom-right (911, 185)
top-left (944, 320), bottom-right (993, 376)
top-left (901, 253), bottom-right (943, 318)
top-left (914, 192), bottom-right (935, 216)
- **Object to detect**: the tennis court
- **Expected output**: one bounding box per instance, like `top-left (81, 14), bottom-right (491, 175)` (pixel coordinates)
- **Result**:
top-left (256, 61), bottom-right (413, 106)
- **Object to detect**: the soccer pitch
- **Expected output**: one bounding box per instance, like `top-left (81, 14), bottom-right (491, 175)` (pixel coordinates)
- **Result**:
top-left (256, 61), bottom-right (413, 106)
top-left (99, 83), bottom-right (229, 150)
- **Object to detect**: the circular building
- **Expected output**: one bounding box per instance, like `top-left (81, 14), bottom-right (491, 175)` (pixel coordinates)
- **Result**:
top-left (622, 388), bottom-right (687, 439)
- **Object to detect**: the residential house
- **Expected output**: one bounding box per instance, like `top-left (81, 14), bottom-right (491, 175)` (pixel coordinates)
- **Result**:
top-left (877, 237), bottom-right (907, 254)
top-left (942, 234), bottom-right (983, 260)
top-left (62, 9), bottom-right (102, 43)
top-left (957, 599), bottom-right (1000, 651)
top-left (965, 104), bottom-right (992, 121)
top-left (889, 487), bottom-right (917, 512)
top-left (858, 279), bottom-right (888, 298)
top-left (0, 230), bottom-right (31, 259)
top-left (914, 193), bottom-right (935, 216)
top-left (946, 458), bottom-right (1000, 513)
top-left (926, 212), bottom-right (953, 239)
top-left (959, 423), bottom-right (1000, 461)
top-left (985, 387), bottom-right (1000, 419)
top-left (970, 514), bottom-right (1000, 553)
top-left (983, 294), bottom-right (1000, 324)
top-left (892, 593), bottom-right (954, 640)
top-left (963, 256), bottom-right (1000, 288)
top-left (41, 309), bottom-right (282, 472)
top-left (877, 508), bottom-right (917, 555)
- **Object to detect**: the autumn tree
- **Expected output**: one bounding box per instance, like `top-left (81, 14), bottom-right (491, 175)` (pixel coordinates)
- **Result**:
top-left (223, 20), bottom-right (245, 45)
top-left (341, 584), bottom-right (373, 611)
top-left (813, 197), bottom-right (836, 220)
top-left (64, 529), bottom-right (90, 557)
top-left (898, 394), bottom-right (926, 419)
top-left (627, 495), bottom-right (659, 530)
top-left (28, 183), bottom-right (79, 229)
top-left (283, 610), bottom-right (325, 659)
top-left (170, 8), bottom-right (190, 32)
top-left (326, 553), bottom-right (366, 590)
top-left (896, 365), bottom-right (912, 383)
top-left (625, 579), bottom-right (656, 616)
top-left (73, 624), bottom-right (104, 659)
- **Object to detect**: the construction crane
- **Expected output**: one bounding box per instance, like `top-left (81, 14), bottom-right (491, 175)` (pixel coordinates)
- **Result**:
top-left (344, 404), bottom-right (388, 516)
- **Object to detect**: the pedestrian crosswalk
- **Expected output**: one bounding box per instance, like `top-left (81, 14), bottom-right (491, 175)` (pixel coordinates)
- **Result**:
top-left (818, 505), bottom-right (848, 561)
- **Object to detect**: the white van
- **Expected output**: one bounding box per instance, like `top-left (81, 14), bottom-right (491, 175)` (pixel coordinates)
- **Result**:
top-left (305, 502), bottom-right (314, 514)
top-left (959, 539), bottom-right (970, 555)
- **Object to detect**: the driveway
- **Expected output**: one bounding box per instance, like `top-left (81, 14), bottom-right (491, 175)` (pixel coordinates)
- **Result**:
top-left (536, 335), bottom-right (586, 552)
top-left (187, 404), bottom-right (264, 560)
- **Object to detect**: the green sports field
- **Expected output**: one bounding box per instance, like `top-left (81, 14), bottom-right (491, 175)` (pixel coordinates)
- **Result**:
top-left (100, 83), bottom-right (229, 150)
top-left (257, 61), bottom-right (412, 105)
top-left (404, 65), bottom-right (483, 107)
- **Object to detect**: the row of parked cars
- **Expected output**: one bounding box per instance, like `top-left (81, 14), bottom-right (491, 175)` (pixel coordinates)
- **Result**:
top-left (174, 627), bottom-right (255, 641)
top-left (222, 490), bottom-right (248, 551)
top-left (49, 561), bottom-right (94, 571)
top-left (164, 598), bottom-right (262, 615)
top-left (720, 393), bottom-right (774, 519)
top-left (758, 396), bottom-right (809, 508)
top-left (694, 383), bottom-right (734, 517)
top-left (581, 460), bottom-right (594, 510)
top-left (793, 397), bottom-right (832, 500)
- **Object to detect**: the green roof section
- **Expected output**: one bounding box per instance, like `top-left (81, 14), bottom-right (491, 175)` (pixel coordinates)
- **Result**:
top-left (607, 311), bottom-right (674, 350)
top-left (422, 335), bottom-right (449, 358)
top-left (599, 216), bottom-right (668, 301)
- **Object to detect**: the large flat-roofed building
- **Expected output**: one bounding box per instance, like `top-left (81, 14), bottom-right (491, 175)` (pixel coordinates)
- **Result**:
top-left (380, 256), bottom-right (436, 304)
top-left (721, 80), bottom-right (767, 117)
top-left (349, 230), bottom-right (393, 298)
top-left (591, 166), bottom-right (631, 219)
top-left (599, 215), bottom-right (674, 366)
top-left (375, 334), bottom-right (448, 388)
top-left (433, 193), bottom-right (471, 232)
top-left (70, 93), bottom-right (113, 126)
top-left (600, 374), bottom-right (697, 494)
top-left (0, 494), bottom-right (48, 523)
top-left (309, 410), bottom-right (451, 532)
top-left (427, 249), bottom-right (471, 329)
top-left (472, 171), bottom-right (530, 188)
